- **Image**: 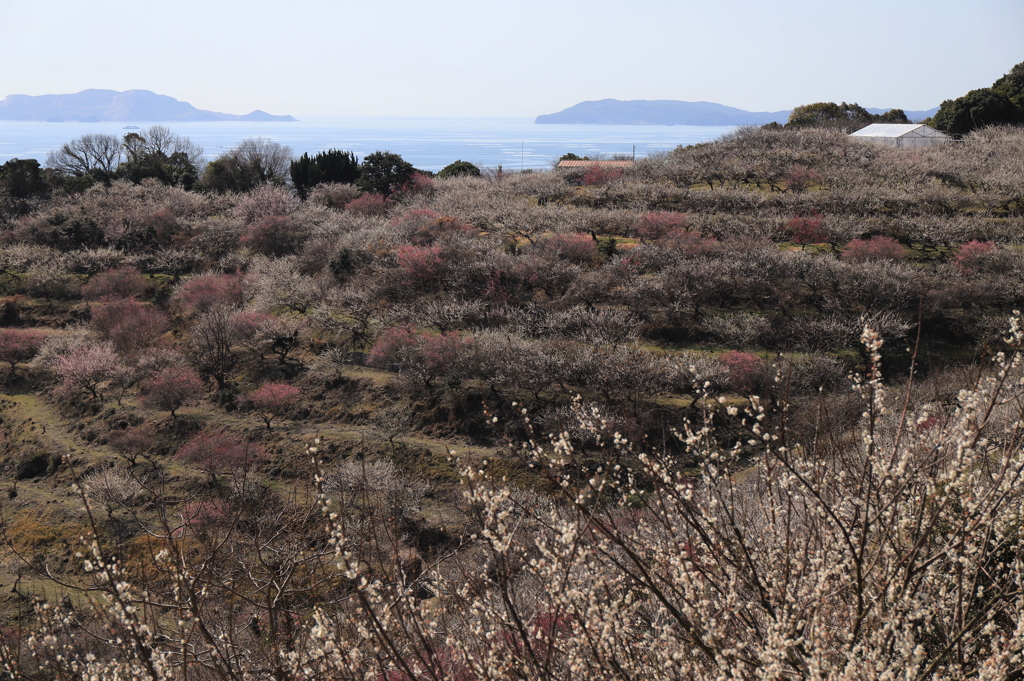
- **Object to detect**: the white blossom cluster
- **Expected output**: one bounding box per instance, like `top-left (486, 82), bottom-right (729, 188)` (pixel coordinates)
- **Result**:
top-left (3, 316), bottom-right (1024, 680)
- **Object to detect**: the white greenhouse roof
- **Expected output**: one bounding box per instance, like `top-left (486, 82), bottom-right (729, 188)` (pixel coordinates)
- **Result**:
top-left (849, 124), bottom-right (948, 139)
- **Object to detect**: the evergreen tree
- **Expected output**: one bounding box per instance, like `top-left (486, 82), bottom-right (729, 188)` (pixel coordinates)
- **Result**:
top-left (290, 149), bottom-right (360, 199)
top-left (356, 150), bottom-right (414, 197)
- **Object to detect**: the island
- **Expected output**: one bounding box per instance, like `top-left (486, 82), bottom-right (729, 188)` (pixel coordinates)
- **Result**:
top-left (0, 89), bottom-right (296, 122)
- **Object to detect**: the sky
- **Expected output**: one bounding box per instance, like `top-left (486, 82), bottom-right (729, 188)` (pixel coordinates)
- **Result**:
top-left (1, 0), bottom-right (1021, 118)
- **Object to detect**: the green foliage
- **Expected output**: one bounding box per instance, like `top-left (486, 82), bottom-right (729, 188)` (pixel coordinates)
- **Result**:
top-left (0, 158), bottom-right (50, 217)
top-left (932, 89), bottom-right (1021, 136)
top-left (436, 160), bottom-right (481, 179)
top-left (290, 149), bottom-right (360, 199)
top-left (356, 150), bottom-right (415, 196)
top-left (559, 152), bottom-right (590, 161)
top-left (114, 127), bottom-right (203, 189)
top-left (931, 62), bottom-right (1024, 135)
top-left (786, 102), bottom-right (908, 130)
top-left (993, 61), bottom-right (1024, 107)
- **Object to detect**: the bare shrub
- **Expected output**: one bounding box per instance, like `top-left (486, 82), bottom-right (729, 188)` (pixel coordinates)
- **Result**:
top-left (82, 467), bottom-right (144, 516)
top-left (233, 184), bottom-right (297, 224)
top-left (324, 457), bottom-right (427, 519)
top-left (307, 182), bottom-right (361, 209)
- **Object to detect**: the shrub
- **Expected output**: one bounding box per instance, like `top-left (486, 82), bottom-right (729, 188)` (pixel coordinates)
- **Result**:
top-left (841, 235), bottom-right (906, 262)
top-left (658, 229), bottom-right (720, 256)
top-left (634, 211), bottom-right (687, 241)
top-left (140, 365), bottom-right (205, 419)
top-left (239, 215), bottom-right (306, 256)
top-left (81, 266), bottom-right (148, 300)
top-left (542, 233), bottom-right (599, 264)
top-left (582, 164), bottom-right (623, 186)
top-left (396, 244), bottom-right (444, 287)
top-left (91, 297), bottom-right (170, 353)
top-left (437, 160), bottom-right (481, 179)
top-left (344, 192), bottom-right (392, 216)
top-left (720, 350), bottom-right (766, 394)
top-left (952, 239), bottom-right (996, 275)
top-left (171, 272), bottom-right (245, 316)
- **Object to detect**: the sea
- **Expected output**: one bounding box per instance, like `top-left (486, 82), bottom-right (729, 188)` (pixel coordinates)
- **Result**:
top-left (0, 117), bottom-right (736, 172)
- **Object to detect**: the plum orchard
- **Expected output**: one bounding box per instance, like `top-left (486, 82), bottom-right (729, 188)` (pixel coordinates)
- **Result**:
top-left (0, 124), bottom-right (1022, 677)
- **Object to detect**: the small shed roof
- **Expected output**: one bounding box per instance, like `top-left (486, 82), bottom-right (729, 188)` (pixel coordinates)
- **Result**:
top-left (849, 124), bottom-right (948, 139)
top-left (556, 160), bottom-right (635, 168)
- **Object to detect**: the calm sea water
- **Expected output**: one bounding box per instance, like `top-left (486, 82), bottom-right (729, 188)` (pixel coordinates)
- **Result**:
top-left (0, 117), bottom-right (735, 172)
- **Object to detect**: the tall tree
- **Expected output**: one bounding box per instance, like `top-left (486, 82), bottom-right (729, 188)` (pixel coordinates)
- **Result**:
top-left (356, 150), bottom-right (414, 197)
top-left (0, 158), bottom-right (50, 217)
top-left (932, 89), bottom-right (1022, 136)
top-left (931, 61), bottom-right (1024, 136)
top-left (117, 126), bottom-right (204, 189)
top-left (45, 133), bottom-right (122, 179)
top-left (290, 149), bottom-right (360, 199)
top-left (199, 137), bottom-right (292, 193)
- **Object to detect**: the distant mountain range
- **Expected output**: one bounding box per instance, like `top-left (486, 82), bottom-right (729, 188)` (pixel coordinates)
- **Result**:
top-left (535, 99), bottom-right (939, 126)
top-left (0, 89), bottom-right (296, 122)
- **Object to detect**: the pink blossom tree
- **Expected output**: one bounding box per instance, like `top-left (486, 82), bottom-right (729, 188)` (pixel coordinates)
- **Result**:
top-left (238, 382), bottom-right (301, 430)
top-left (140, 365), bottom-right (205, 420)
top-left (54, 343), bottom-right (122, 401)
top-left (174, 428), bottom-right (256, 481)
top-left (171, 272), bottom-right (246, 316)
top-left (634, 212), bottom-right (688, 242)
top-left (106, 422), bottom-right (158, 466)
top-left (0, 328), bottom-right (45, 377)
top-left (720, 350), bottom-right (766, 395)
top-left (952, 240), bottom-right (996, 275)
top-left (344, 193), bottom-right (392, 216)
top-left (582, 164), bottom-right (623, 186)
top-left (91, 297), bottom-right (171, 353)
top-left (658, 229), bottom-right (720, 256)
top-left (239, 215), bottom-right (306, 256)
top-left (542, 233), bottom-right (599, 265)
top-left (81, 266), bottom-right (148, 300)
top-left (396, 244), bottom-right (444, 287)
top-left (841, 236), bottom-right (906, 263)
top-left (368, 327), bottom-right (473, 388)
top-left (785, 214), bottom-right (828, 247)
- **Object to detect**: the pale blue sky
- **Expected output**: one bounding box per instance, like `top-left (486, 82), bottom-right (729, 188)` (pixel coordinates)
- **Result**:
top-left (1, 0), bottom-right (1021, 118)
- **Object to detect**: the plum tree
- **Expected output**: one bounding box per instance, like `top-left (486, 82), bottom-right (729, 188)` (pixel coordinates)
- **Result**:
top-left (239, 382), bottom-right (301, 430)
top-left (141, 366), bottom-right (205, 419)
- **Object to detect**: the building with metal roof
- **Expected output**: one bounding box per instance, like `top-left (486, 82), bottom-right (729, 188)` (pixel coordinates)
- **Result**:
top-left (848, 124), bottom-right (950, 148)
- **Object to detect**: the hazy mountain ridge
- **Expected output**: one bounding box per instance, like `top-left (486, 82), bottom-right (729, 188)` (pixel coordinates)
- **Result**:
top-left (536, 99), bottom-right (938, 125)
top-left (0, 89), bottom-right (296, 122)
